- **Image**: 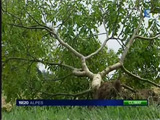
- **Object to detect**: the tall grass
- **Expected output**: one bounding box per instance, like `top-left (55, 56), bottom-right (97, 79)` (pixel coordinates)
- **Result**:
top-left (2, 105), bottom-right (160, 120)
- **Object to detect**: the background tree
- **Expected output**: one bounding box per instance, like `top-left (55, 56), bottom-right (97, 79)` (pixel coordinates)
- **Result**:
top-left (2, 0), bottom-right (160, 103)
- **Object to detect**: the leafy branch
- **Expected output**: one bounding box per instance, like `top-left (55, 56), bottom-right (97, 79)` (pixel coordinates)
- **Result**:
top-left (120, 15), bottom-right (143, 63)
top-left (3, 57), bottom-right (89, 77)
top-left (85, 38), bottom-right (109, 59)
top-left (100, 11), bottom-right (143, 77)
top-left (122, 65), bottom-right (160, 88)
top-left (50, 28), bottom-right (84, 58)
top-left (3, 57), bottom-right (75, 70)
top-left (8, 23), bottom-right (49, 30)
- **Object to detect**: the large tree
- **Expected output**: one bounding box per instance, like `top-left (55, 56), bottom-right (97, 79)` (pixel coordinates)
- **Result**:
top-left (2, 0), bottom-right (160, 102)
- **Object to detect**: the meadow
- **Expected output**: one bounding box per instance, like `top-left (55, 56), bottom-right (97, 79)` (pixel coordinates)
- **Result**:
top-left (2, 105), bottom-right (160, 120)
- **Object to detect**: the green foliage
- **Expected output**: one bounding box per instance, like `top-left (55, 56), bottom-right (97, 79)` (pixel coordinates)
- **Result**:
top-left (123, 20), bottom-right (160, 88)
top-left (2, 0), bottom-right (160, 102)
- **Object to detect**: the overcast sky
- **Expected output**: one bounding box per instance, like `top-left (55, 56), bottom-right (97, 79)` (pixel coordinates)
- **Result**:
top-left (98, 25), bottom-right (121, 53)
top-left (38, 24), bottom-right (122, 72)
top-left (39, 5), bottom-right (160, 72)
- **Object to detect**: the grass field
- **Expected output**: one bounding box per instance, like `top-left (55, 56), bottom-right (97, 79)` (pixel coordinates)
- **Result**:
top-left (2, 105), bottom-right (160, 120)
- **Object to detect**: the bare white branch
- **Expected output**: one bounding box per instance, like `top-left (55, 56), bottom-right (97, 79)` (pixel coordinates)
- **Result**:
top-left (85, 38), bottom-right (109, 59)
top-left (120, 17), bottom-right (143, 63)
top-left (72, 69), bottom-right (87, 77)
top-left (100, 62), bottom-right (122, 77)
top-left (81, 58), bottom-right (94, 78)
top-left (50, 28), bottom-right (84, 58)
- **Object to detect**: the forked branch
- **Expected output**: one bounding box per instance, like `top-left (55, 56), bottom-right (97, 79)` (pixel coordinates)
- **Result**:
top-left (50, 28), bottom-right (84, 58)
top-left (85, 38), bottom-right (109, 59)
top-left (85, 3), bottom-right (109, 60)
top-left (100, 11), bottom-right (143, 77)
top-left (100, 62), bottom-right (122, 77)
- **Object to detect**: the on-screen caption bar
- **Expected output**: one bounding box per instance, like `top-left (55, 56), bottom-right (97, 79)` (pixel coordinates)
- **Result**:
top-left (16, 100), bottom-right (148, 106)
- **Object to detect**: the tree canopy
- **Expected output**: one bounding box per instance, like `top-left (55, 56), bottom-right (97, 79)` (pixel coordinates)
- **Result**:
top-left (2, 0), bottom-right (160, 103)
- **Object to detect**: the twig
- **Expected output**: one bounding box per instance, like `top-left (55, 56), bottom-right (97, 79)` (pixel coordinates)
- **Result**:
top-left (8, 23), bottom-right (49, 31)
top-left (135, 33), bottom-right (160, 40)
top-left (41, 89), bottom-right (92, 97)
top-left (3, 57), bottom-right (75, 70)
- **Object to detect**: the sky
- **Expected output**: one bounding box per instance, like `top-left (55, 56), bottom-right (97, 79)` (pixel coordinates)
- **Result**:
top-left (38, 2), bottom-right (160, 73)
top-left (38, 17), bottom-right (154, 72)
top-left (98, 24), bottom-right (121, 53)
top-left (38, 24), bottom-right (122, 72)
